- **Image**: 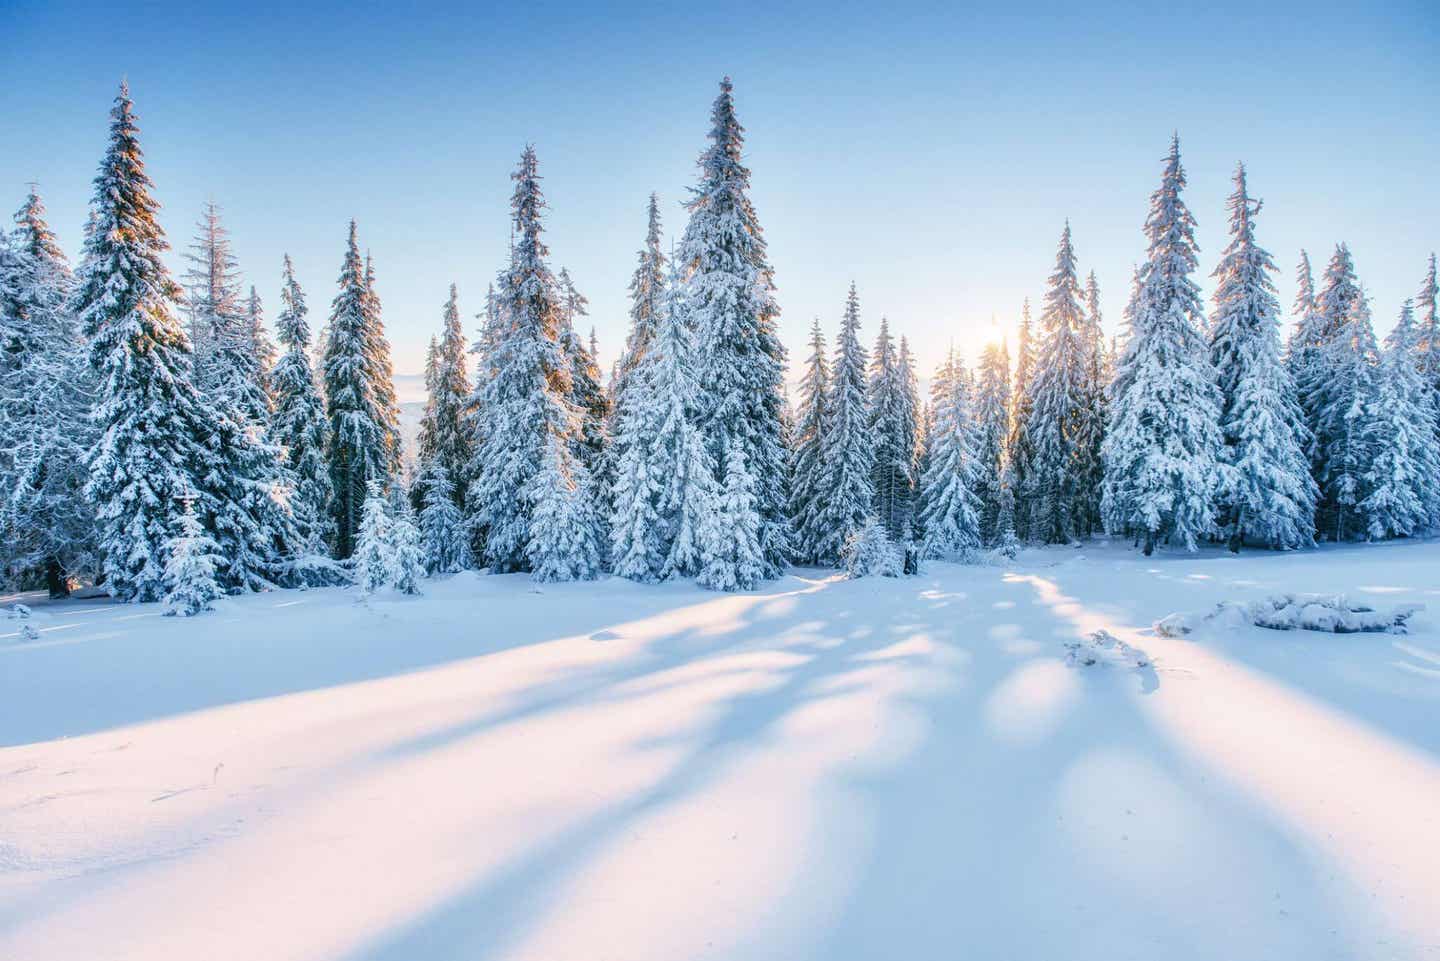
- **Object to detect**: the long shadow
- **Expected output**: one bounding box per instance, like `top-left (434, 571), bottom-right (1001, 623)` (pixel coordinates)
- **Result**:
top-left (0, 576), bottom-right (751, 747)
top-left (805, 567), bottom-right (1357, 961)
top-left (345, 579), bottom-right (926, 961)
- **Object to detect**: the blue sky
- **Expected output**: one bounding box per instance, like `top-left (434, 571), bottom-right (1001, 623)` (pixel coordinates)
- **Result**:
top-left (3, 0), bottom-right (1436, 385)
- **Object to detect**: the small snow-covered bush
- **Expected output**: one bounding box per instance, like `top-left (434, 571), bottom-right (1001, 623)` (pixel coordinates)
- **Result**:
top-left (1247, 594), bottom-right (1422, 634)
top-left (1157, 594), bottom-right (1424, 637)
top-left (5, 604), bottom-right (32, 620)
top-left (842, 519), bottom-right (903, 579)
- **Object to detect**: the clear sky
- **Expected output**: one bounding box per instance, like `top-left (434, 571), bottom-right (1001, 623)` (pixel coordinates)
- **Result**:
top-left (3, 0), bottom-right (1436, 386)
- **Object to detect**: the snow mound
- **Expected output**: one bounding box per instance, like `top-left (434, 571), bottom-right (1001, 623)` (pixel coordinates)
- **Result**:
top-left (1158, 594), bottom-right (1424, 637)
top-left (5, 604), bottom-right (32, 619)
top-left (1065, 629), bottom-right (1152, 669)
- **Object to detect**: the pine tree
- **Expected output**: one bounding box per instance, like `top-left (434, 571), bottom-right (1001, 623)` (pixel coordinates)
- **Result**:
top-left (811, 284), bottom-right (874, 564)
top-left (417, 458), bottom-right (470, 574)
top-left (77, 83), bottom-right (264, 600)
top-left (1076, 270), bottom-right (1107, 533)
top-left (697, 447), bottom-right (764, 592)
top-left (528, 434), bottom-right (603, 582)
top-left (1006, 299), bottom-right (1037, 539)
top-left (162, 496), bottom-right (223, 617)
top-left (181, 201), bottom-right (243, 385)
top-left (1207, 165), bottom-right (1316, 550)
top-left (1413, 254), bottom-right (1439, 414)
top-left (973, 340), bottom-right (1011, 544)
top-left (388, 499), bottom-right (427, 595)
top-left (1307, 248), bottom-right (1377, 540)
top-left (362, 253), bottom-right (404, 477)
top-left (870, 316), bottom-right (916, 540)
top-left (1362, 302), bottom-right (1440, 539)
top-left (352, 482), bottom-right (393, 595)
top-left (246, 286), bottom-right (277, 402)
top-left (1101, 136), bottom-right (1223, 554)
top-left (609, 258), bottom-right (720, 582)
top-left (1024, 222), bottom-right (1091, 544)
top-left (1, 188), bottom-right (95, 595)
top-left (919, 351), bottom-right (982, 559)
top-left (680, 78), bottom-right (790, 577)
top-left (271, 254), bottom-right (333, 554)
top-left (416, 284), bottom-right (474, 507)
top-left (608, 363), bottom-right (666, 582)
top-left (897, 335), bottom-right (922, 539)
top-left (787, 318), bottom-right (830, 563)
top-left (615, 193), bottom-right (667, 404)
top-left (558, 268), bottom-right (610, 475)
top-left (469, 147), bottom-right (600, 576)
top-left (323, 222), bottom-right (402, 557)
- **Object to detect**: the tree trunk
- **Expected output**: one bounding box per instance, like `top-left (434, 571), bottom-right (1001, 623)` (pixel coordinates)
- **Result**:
top-left (45, 558), bottom-right (71, 599)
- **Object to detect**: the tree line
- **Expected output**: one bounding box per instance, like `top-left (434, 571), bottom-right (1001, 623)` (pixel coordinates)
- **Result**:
top-left (2, 81), bottom-right (1438, 611)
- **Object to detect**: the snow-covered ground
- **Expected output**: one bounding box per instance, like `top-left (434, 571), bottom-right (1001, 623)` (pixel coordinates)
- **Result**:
top-left (3, 539), bottom-right (1439, 961)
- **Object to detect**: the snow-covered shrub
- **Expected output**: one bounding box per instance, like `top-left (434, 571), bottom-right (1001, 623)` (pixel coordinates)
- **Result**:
top-left (5, 604), bottom-right (32, 620)
top-left (283, 553), bottom-right (352, 589)
top-left (842, 518), bottom-right (902, 579)
top-left (162, 500), bottom-right (223, 617)
top-left (1157, 594), bottom-right (1424, 636)
top-left (1248, 594), bottom-right (1422, 633)
top-left (1065, 629), bottom-right (1151, 669)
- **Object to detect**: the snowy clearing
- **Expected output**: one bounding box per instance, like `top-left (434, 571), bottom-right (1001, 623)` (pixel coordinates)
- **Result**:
top-left (3, 539), bottom-right (1439, 961)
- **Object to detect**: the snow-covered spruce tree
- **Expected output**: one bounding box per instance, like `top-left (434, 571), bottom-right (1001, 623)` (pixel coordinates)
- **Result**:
top-left (787, 318), bottom-right (830, 563)
top-left (1285, 251), bottom-right (1323, 424)
top-left (271, 254), bottom-right (334, 555)
top-left (416, 284), bottom-right (474, 510)
top-left (1307, 249), bottom-right (1377, 541)
top-left (1414, 254), bottom-right (1440, 411)
top-left (469, 147), bottom-right (600, 577)
top-left (607, 362), bottom-right (666, 581)
top-left (528, 433), bottom-right (603, 582)
top-left (870, 316), bottom-right (917, 541)
top-left (1206, 165), bottom-right (1316, 550)
top-left (1101, 136), bottom-right (1223, 555)
top-left (973, 340), bottom-right (1011, 544)
top-left (78, 84), bottom-right (268, 600)
top-left (697, 446), bottom-right (764, 592)
top-left (352, 482), bottom-right (392, 594)
top-left (679, 78), bottom-right (790, 577)
top-left (323, 222), bottom-right (402, 557)
top-left (388, 499), bottom-right (426, 595)
top-left (1076, 270), bottom-right (1108, 534)
top-left (181, 201), bottom-right (245, 389)
top-left (609, 257), bottom-right (721, 583)
top-left (841, 516), bottom-right (903, 578)
top-left (1361, 302), bottom-right (1440, 539)
top-left (246, 286), bottom-right (277, 402)
top-left (1006, 299), bottom-right (1037, 539)
top-left (417, 458), bottom-right (470, 574)
top-left (179, 219), bottom-right (303, 592)
top-left (1024, 223), bottom-right (1091, 544)
top-left (558, 268), bottom-right (610, 477)
top-left (653, 270), bottom-right (724, 582)
top-left (897, 335), bottom-right (922, 524)
top-left (919, 351), bottom-right (982, 559)
top-left (810, 284), bottom-right (874, 564)
top-left (614, 193), bottom-right (667, 407)
top-left (1, 188), bottom-right (96, 595)
top-left (363, 254), bottom-right (404, 474)
top-left (162, 496), bottom-right (223, 617)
